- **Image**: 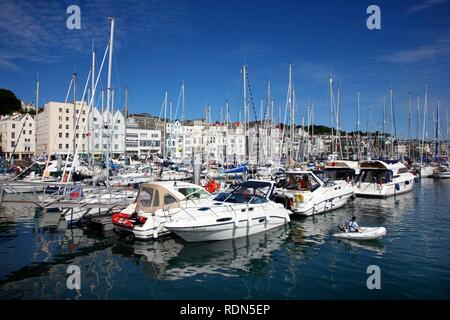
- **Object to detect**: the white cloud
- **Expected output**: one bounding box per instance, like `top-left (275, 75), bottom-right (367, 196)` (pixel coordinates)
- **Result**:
top-left (405, 0), bottom-right (448, 15)
top-left (0, 0), bottom-right (194, 71)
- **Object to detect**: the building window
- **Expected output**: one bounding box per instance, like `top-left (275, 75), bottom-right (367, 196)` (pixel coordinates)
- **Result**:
top-left (66, 144), bottom-right (69, 149)
top-left (76, 133), bottom-right (79, 138)
top-left (29, 130), bottom-right (32, 135)
top-left (29, 123), bottom-right (32, 127)
top-left (95, 144), bottom-right (99, 148)
top-left (59, 132), bottom-right (62, 138)
top-left (114, 144), bottom-right (118, 149)
top-left (66, 133), bottom-right (69, 138)
top-left (11, 132), bottom-right (15, 139)
top-left (66, 117), bottom-right (69, 121)
top-left (66, 125), bottom-right (69, 129)
top-left (59, 144), bottom-right (63, 149)
top-left (59, 124), bottom-right (62, 129)
top-left (59, 108), bottom-right (62, 112)
top-left (66, 109), bottom-right (69, 113)
top-left (11, 142), bottom-right (15, 147)
top-left (12, 124), bottom-right (15, 129)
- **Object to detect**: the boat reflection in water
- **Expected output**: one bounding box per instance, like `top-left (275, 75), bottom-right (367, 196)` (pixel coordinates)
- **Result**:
top-left (113, 225), bottom-right (290, 280)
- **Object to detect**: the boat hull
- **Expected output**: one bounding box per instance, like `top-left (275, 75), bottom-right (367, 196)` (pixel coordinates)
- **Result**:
top-left (354, 175), bottom-right (415, 198)
top-left (167, 215), bottom-right (289, 242)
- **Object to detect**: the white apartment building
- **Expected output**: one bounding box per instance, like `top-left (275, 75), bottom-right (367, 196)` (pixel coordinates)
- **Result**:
top-left (89, 107), bottom-right (126, 158)
top-left (0, 113), bottom-right (35, 160)
top-left (36, 101), bottom-right (89, 157)
top-left (126, 118), bottom-right (161, 159)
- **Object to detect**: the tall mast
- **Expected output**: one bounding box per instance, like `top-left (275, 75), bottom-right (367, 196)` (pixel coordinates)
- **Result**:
top-left (89, 43), bottom-right (95, 161)
top-left (382, 96), bottom-right (386, 158)
top-left (357, 91), bottom-right (361, 160)
top-left (35, 76), bottom-right (39, 157)
top-left (390, 87), bottom-right (395, 159)
top-left (288, 64), bottom-right (294, 164)
top-left (336, 85), bottom-right (342, 159)
top-left (124, 87), bottom-right (128, 158)
top-left (408, 92), bottom-right (412, 159)
top-left (329, 76), bottom-right (334, 156)
top-left (163, 91), bottom-right (167, 159)
top-left (416, 95), bottom-right (420, 159)
top-left (242, 65), bottom-right (248, 163)
top-left (105, 16), bottom-right (115, 178)
top-left (421, 83), bottom-right (428, 165)
top-left (72, 73), bottom-right (77, 159)
top-left (435, 97), bottom-right (440, 158)
top-left (181, 81), bottom-right (185, 161)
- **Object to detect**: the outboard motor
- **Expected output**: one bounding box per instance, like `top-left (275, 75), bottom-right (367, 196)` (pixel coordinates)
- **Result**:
top-left (338, 223), bottom-right (346, 232)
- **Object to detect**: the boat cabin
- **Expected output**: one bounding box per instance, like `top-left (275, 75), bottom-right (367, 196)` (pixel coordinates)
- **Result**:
top-left (323, 160), bottom-right (360, 182)
top-left (136, 182), bottom-right (211, 213)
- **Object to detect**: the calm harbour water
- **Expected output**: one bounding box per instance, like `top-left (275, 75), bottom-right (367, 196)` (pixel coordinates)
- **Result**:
top-left (0, 178), bottom-right (449, 299)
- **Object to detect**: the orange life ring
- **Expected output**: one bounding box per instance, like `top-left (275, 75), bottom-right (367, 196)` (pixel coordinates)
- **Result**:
top-left (205, 180), bottom-right (220, 193)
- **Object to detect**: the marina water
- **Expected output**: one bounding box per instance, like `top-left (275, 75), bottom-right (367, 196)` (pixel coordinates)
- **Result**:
top-left (0, 178), bottom-right (449, 299)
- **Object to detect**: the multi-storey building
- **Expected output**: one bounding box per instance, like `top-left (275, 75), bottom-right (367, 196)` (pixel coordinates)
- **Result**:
top-left (126, 118), bottom-right (161, 159)
top-left (0, 113), bottom-right (35, 160)
top-left (36, 101), bottom-right (89, 157)
top-left (89, 107), bottom-right (126, 159)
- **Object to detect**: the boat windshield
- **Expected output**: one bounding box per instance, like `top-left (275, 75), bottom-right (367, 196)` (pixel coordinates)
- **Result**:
top-left (360, 169), bottom-right (393, 183)
top-left (323, 168), bottom-right (355, 181)
top-left (213, 181), bottom-right (271, 204)
top-left (283, 173), bottom-right (321, 191)
top-left (176, 187), bottom-right (211, 200)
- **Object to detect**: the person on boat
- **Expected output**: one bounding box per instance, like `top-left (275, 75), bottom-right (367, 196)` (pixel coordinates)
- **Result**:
top-left (347, 215), bottom-right (361, 232)
top-left (297, 175), bottom-right (309, 190)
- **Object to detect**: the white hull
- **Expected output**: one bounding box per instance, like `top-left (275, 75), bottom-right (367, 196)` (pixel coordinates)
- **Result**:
top-left (433, 172), bottom-right (450, 179)
top-left (420, 166), bottom-right (434, 178)
top-left (355, 176), bottom-right (415, 198)
top-left (333, 227), bottom-right (386, 240)
top-left (168, 214), bottom-right (289, 242)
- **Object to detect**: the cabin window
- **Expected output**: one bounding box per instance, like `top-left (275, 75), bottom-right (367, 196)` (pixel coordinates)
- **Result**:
top-left (177, 187), bottom-right (210, 199)
top-left (360, 170), bottom-right (393, 184)
top-left (139, 188), bottom-right (154, 208)
top-left (164, 194), bottom-right (177, 205)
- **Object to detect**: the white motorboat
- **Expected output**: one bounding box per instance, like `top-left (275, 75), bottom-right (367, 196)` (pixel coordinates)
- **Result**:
top-left (420, 165), bottom-right (435, 178)
top-left (272, 170), bottom-right (354, 216)
top-left (433, 165), bottom-right (450, 179)
top-left (354, 160), bottom-right (415, 198)
top-left (112, 181), bottom-right (212, 239)
top-left (164, 180), bottom-right (291, 242)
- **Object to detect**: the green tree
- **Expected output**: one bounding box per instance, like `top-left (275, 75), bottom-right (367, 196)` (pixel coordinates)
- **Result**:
top-left (0, 89), bottom-right (22, 115)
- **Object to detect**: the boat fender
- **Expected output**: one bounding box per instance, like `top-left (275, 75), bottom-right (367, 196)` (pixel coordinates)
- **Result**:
top-left (285, 212), bottom-right (290, 223)
top-left (152, 215), bottom-right (158, 239)
top-left (265, 210), bottom-right (271, 223)
top-left (234, 213), bottom-right (239, 227)
top-left (395, 183), bottom-right (400, 191)
top-left (247, 211), bottom-right (252, 227)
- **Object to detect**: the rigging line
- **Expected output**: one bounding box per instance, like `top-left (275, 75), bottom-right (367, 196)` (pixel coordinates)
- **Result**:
top-left (173, 83), bottom-right (183, 121)
top-left (245, 71), bottom-right (259, 121)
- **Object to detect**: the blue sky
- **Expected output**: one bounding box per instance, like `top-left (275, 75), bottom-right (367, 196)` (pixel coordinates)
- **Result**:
top-left (1, 0), bottom-right (449, 138)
